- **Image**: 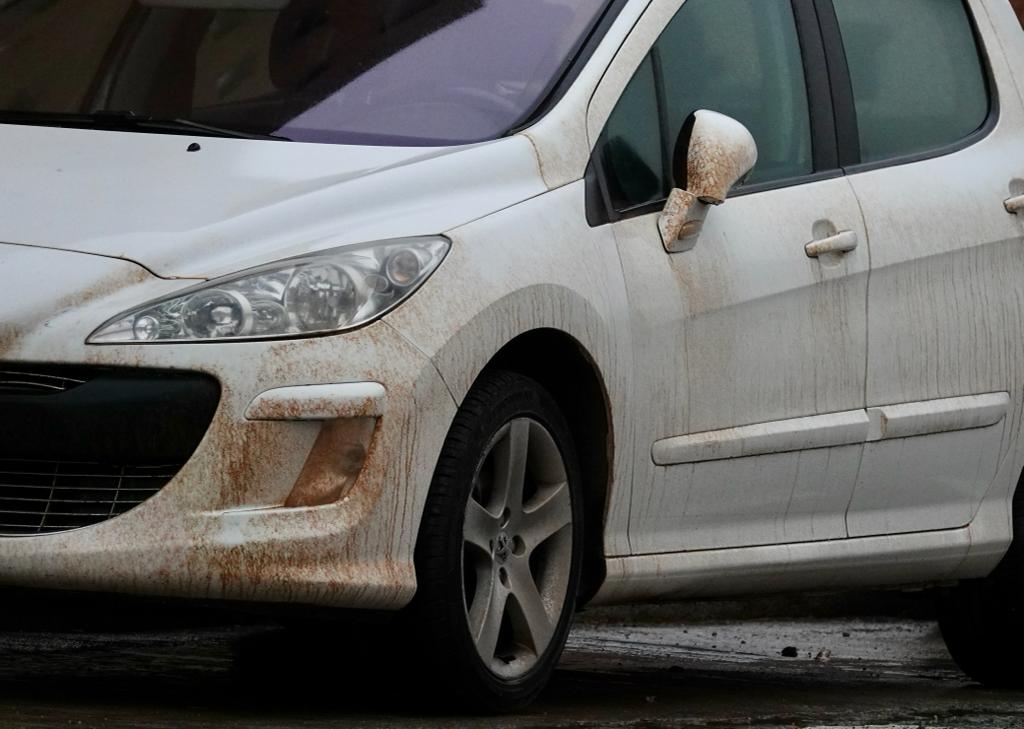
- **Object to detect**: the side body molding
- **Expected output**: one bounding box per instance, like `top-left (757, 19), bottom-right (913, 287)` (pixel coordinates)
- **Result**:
top-left (652, 411), bottom-right (868, 465)
top-left (653, 393), bottom-right (1010, 465)
top-left (867, 392), bottom-right (1010, 441)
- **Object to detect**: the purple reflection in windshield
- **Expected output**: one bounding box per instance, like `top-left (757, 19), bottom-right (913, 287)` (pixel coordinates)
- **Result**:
top-left (276, 0), bottom-right (607, 146)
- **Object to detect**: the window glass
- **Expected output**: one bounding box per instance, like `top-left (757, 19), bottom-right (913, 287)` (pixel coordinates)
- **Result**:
top-left (1012, 0), bottom-right (1024, 29)
top-left (0, 0), bottom-right (612, 147)
top-left (0, 1), bottom-right (131, 114)
top-left (601, 56), bottom-right (666, 211)
top-left (599, 0), bottom-right (813, 212)
top-left (657, 0), bottom-right (812, 186)
top-left (833, 0), bottom-right (989, 164)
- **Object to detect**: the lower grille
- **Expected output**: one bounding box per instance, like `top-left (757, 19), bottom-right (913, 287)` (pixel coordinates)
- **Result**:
top-left (0, 363), bottom-right (219, 536)
top-left (0, 366), bottom-right (89, 395)
top-left (0, 459), bottom-right (180, 536)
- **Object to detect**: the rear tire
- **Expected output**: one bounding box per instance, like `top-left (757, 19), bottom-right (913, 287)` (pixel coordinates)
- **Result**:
top-left (412, 370), bottom-right (584, 712)
top-left (938, 475), bottom-right (1024, 687)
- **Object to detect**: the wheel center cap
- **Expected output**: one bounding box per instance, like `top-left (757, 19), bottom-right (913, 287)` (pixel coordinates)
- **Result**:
top-left (494, 531), bottom-right (512, 563)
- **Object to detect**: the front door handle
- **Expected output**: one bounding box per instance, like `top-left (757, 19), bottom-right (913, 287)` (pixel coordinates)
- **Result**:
top-left (805, 230), bottom-right (858, 258)
top-left (1007, 195), bottom-right (1024, 215)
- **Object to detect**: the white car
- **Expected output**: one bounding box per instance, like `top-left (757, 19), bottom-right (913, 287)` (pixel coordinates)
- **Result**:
top-left (2, 0), bottom-right (1024, 711)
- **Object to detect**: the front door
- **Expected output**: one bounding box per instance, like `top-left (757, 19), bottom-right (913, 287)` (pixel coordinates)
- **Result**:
top-left (588, 0), bottom-right (870, 554)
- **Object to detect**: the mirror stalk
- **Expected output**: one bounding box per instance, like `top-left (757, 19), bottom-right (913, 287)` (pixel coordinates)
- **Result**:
top-left (659, 189), bottom-right (710, 254)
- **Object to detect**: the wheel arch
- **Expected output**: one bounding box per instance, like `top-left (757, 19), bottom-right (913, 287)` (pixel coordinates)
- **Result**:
top-left (395, 277), bottom-right (624, 606)
top-left (479, 328), bottom-right (613, 606)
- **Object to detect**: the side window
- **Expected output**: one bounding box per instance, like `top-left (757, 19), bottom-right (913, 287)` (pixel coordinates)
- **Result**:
top-left (657, 0), bottom-right (812, 187)
top-left (1012, 0), bottom-right (1024, 29)
top-left (601, 56), bottom-right (668, 212)
top-left (598, 0), bottom-right (813, 213)
top-left (832, 0), bottom-right (989, 165)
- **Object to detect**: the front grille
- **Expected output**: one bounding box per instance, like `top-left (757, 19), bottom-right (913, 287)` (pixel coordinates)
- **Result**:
top-left (0, 459), bottom-right (180, 536)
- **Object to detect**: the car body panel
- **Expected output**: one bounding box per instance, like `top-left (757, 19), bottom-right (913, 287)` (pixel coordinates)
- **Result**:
top-left (1, 0), bottom-right (1023, 613)
top-left (0, 243), bottom-right (456, 608)
top-left (0, 124), bottom-right (547, 279)
top-left (982, 0), bottom-right (1024, 108)
top-left (384, 181), bottom-right (635, 557)
top-left (589, 0), bottom-right (1024, 599)
top-left (610, 175), bottom-right (869, 554)
top-left (843, 6), bottom-right (1024, 539)
top-left (585, 0), bottom-right (871, 553)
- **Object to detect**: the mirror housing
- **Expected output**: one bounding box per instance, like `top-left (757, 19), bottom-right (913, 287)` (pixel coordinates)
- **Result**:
top-left (659, 110), bottom-right (758, 253)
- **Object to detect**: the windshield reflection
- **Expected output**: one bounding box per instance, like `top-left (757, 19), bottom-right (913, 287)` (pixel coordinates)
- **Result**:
top-left (0, 0), bottom-right (611, 146)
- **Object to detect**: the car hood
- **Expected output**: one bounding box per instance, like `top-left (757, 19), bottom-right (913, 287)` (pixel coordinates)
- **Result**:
top-left (0, 124), bottom-right (546, 279)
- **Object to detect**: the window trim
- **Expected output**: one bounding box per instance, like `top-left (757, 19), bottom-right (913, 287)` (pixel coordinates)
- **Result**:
top-left (792, 0), bottom-right (839, 172)
top-left (808, 0), bottom-right (860, 167)
top-left (650, 47), bottom-right (675, 191)
top-left (586, 0), bottom-right (842, 227)
top-left (816, 0), bottom-right (1000, 176)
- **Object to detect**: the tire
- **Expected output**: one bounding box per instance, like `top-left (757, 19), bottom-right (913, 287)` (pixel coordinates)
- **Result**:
top-left (938, 475), bottom-right (1024, 687)
top-left (412, 370), bottom-right (584, 712)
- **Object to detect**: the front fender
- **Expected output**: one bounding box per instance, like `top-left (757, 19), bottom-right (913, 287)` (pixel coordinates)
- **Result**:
top-left (383, 183), bottom-right (628, 407)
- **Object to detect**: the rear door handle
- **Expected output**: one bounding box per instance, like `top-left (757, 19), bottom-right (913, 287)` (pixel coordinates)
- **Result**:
top-left (1007, 195), bottom-right (1024, 215)
top-left (805, 230), bottom-right (858, 258)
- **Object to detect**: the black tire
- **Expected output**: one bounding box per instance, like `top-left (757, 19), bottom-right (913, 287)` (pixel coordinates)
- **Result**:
top-left (412, 370), bottom-right (584, 712)
top-left (938, 475), bottom-right (1024, 687)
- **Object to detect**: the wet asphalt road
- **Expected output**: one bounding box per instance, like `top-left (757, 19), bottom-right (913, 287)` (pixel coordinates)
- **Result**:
top-left (1, 598), bottom-right (1023, 728)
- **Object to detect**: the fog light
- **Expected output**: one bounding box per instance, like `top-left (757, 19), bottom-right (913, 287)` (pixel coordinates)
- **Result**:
top-left (284, 417), bottom-right (377, 508)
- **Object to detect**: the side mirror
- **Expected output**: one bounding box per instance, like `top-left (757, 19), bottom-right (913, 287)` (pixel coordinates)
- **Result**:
top-left (658, 110), bottom-right (758, 253)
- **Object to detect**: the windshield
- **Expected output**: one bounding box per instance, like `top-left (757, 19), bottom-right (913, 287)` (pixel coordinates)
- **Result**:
top-left (0, 0), bottom-right (611, 146)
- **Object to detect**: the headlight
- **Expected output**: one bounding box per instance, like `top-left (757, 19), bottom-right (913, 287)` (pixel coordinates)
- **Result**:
top-left (88, 236), bottom-right (449, 343)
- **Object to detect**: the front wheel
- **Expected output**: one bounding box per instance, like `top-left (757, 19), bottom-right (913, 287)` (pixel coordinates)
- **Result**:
top-left (413, 370), bottom-right (583, 712)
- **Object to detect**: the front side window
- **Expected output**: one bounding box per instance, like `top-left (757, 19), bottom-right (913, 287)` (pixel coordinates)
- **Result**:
top-left (599, 0), bottom-right (813, 213)
top-left (657, 0), bottom-right (812, 186)
top-left (601, 56), bottom-right (667, 212)
top-left (832, 0), bottom-right (989, 164)
top-left (0, 0), bottom-right (612, 146)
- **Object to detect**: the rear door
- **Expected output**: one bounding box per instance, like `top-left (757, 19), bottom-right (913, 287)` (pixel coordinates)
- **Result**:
top-left (826, 0), bottom-right (1024, 536)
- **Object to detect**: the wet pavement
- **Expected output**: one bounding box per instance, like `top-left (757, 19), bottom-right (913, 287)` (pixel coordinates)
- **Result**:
top-left (1, 596), bottom-right (1023, 728)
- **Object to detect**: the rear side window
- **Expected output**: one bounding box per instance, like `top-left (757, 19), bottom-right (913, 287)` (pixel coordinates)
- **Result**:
top-left (832, 0), bottom-right (989, 165)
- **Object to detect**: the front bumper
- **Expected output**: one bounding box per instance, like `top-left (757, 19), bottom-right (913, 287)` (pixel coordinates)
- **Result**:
top-left (0, 245), bottom-right (457, 610)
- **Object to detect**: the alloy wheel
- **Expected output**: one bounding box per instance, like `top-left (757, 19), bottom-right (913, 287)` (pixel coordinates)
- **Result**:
top-left (461, 417), bottom-right (574, 679)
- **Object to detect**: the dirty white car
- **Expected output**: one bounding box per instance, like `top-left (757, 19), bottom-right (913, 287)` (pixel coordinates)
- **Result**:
top-left (2, 0), bottom-right (1024, 711)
